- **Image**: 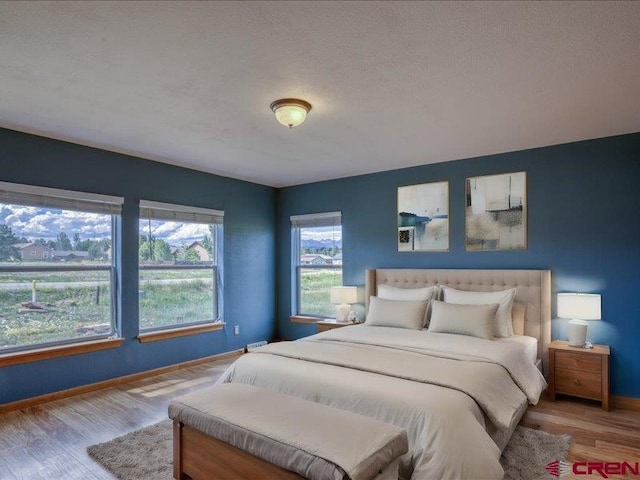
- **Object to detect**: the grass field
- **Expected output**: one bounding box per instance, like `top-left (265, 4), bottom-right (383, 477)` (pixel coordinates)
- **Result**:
top-left (139, 279), bottom-right (215, 330)
top-left (0, 267), bottom-right (334, 349)
top-left (0, 270), bottom-right (215, 349)
top-left (0, 284), bottom-right (112, 348)
top-left (0, 268), bottom-right (211, 284)
top-left (299, 268), bottom-right (342, 317)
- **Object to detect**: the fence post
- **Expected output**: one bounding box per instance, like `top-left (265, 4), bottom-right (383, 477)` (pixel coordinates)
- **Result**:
top-left (32, 280), bottom-right (37, 303)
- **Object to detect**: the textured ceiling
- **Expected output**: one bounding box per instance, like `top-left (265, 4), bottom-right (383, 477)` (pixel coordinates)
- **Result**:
top-left (1, 1), bottom-right (639, 187)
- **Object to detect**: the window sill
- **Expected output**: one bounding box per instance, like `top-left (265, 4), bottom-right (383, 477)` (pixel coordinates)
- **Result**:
top-left (0, 337), bottom-right (124, 368)
top-left (289, 315), bottom-right (328, 324)
top-left (137, 322), bottom-right (226, 343)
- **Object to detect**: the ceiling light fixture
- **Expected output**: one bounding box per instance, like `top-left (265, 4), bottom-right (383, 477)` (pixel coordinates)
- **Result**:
top-left (270, 98), bottom-right (312, 129)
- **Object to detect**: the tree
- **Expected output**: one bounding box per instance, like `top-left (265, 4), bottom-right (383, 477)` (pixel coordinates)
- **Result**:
top-left (139, 238), bottom-right (172, 261)
top-left (202, 234), bottom-right (213, 256)
top-left (71, 233), bottom-right (97, 252)
top-left (74, 238), bottom-right (92, 251)
top-left (185, 248), bottom-right (201, 262)
top-left (88, 241), bottom-right (105, 260)
top-left (35, 238), bottom-right (56, 249)
top-left (55, 232), bottom-right (72, 251)
top-left (202, 225), bottom-right (216, 257)
top-left (0, 224), bottom-right (20, 261)
top-left (174, 244), bottom-right (201, 262)
top-left (139, 234), bottom-right (153, 261)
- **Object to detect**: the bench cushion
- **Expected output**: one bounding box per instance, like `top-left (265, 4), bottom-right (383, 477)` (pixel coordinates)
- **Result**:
top-left (169, 383), bottom-right (408, 480)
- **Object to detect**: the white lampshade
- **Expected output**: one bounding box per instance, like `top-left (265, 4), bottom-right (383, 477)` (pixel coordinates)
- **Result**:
top-left (270, 99), bottom-right (312, 128)
top-left (330, 286), bottom-right (358, 305)
top-left (558, 293), bottom-right (601, 348)
top-left (330, 286), bottom-right (357, 323)
top-left (557, 293), bottom-right (601, 320)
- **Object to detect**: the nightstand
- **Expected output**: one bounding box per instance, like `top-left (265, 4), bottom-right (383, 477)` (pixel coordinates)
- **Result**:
top-left (316, 320), bottom-right (351, 333)
top-left (548, 340), bottom-right (610, 411)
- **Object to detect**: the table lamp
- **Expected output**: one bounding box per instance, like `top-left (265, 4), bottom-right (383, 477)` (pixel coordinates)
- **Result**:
top-left (557, 293), bottom-right (601, 348)
top-left (330, 286), bottom-right (358, 322)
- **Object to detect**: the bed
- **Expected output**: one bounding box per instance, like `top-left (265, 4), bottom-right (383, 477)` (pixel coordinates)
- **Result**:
top-left (216, 268), bottom-right (551, 480)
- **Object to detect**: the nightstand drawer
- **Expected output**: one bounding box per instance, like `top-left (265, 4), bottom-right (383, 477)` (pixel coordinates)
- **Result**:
top-left (548, 340), bottom-right (610, 410)
top-left (555, 351), bottom-right (601, 374)
top-left (555, 369), bottom-right (602, 400)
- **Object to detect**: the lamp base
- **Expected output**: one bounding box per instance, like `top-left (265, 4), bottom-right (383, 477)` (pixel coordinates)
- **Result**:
top-left (567, 319), bottom-right (588, 347)
top-left (335, 303), bottom-right (350, 322)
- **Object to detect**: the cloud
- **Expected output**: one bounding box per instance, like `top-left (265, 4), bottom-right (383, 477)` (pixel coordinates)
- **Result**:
top-left (300, 226), bottom-right (342, 242)
top-left (1, 203), bottom-right (215, 247)
top-left (0, 204), bottom-right (111, 240)
top-left (140, 220), bottom-right (210, 246)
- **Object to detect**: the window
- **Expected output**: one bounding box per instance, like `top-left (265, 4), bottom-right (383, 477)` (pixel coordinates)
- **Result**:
top-left (291, 212), bottom-right (342, 317)
top-left (138, 200), bottom-right (223, 331)
top-left (0, 182), bottom-right (122, 353)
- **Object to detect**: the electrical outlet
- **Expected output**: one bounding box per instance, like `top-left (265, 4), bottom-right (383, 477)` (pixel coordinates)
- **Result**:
top-left (234, 325), bottom-right (240, 336)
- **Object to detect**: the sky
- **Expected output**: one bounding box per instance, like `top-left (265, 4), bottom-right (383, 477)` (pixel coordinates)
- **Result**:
top-left (300, 226), bottom-right (342, 243)
top-left (0, 203), bottom-right (209, 245)
top-left (140, 219), bottom-right (210, 245)
top-left (0, 204), bottom-right (111, 241)
top-left (1, 202), bottom-right (341, 246)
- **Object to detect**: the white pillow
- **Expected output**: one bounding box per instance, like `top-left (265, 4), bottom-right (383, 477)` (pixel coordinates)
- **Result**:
top-left (365, 296), bottom-right (428, 330)
top-left (377, 284), bottom-right (439, 302)
top-left (511, 302), bottom-right (526, 336)
top-left (377, 284), bottom-right (439, 328)
top-left (442, 286), bottom-right (516, 338)
top-left (428, 301), bottom-right (498, 340)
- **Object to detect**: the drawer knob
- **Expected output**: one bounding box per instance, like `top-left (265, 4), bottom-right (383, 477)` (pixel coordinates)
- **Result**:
top-left (574, 379), bottom-right (582, 386)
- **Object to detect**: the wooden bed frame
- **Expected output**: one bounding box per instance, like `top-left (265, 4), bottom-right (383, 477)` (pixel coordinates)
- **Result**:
top-left (172, 268), bottom-right (552, 479)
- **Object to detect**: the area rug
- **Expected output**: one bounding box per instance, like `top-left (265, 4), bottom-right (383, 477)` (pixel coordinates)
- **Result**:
top-left (88, 419), bottom-right (571, 480)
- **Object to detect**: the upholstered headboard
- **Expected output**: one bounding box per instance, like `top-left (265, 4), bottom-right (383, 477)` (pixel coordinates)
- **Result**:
top-left (365, 269), bottom-right (552, 377)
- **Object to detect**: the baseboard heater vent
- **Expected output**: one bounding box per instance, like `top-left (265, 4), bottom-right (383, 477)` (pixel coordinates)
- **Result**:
top-left (244, 340), bottom-right (268, 353)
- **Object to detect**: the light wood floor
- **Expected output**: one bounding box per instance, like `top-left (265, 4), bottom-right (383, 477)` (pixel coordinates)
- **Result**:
top-left (522, 397), bottom-right (640, 479)
top-left (1, 356), bottom-right (639, 480)
top-left (0, 358), bottom-right (234, 480)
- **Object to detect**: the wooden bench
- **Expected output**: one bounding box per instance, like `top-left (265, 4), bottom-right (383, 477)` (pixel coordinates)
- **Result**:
top-left (169, 383), bottom-right (408, 480)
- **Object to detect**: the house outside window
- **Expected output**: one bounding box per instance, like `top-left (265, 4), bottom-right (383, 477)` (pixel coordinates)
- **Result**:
top-left (291, 211), bottom-right (342, 317)
top-left (0, 182), bottom-right (122, 352)
top-left (138, 200), bottom-right (223, 332)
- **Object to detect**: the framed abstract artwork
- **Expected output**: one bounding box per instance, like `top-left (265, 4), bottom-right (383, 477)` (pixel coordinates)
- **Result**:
top-left (397, 181), bottom-right (449, 252)
top-left (465, 171), bottom-right (527, 251)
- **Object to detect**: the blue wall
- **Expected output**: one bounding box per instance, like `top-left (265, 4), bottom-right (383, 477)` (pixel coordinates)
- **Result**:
top-left (0, 128), bottom-right (276, 404)
top-left (2, 128), bottom-right (639, 403)
top-left (276, 133), bottom-right (640, 398)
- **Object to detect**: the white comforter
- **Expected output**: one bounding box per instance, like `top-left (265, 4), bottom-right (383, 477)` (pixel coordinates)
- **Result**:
top-left (217, 326), bottom-right (546, 480)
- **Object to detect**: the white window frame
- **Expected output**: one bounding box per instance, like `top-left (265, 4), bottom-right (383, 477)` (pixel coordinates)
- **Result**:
top-left (291, 211), bottom-right (342, 318)
top-left (138, 200), bottom-right (224, 332)
top-left (0, 181), bottom-right (122, 353)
